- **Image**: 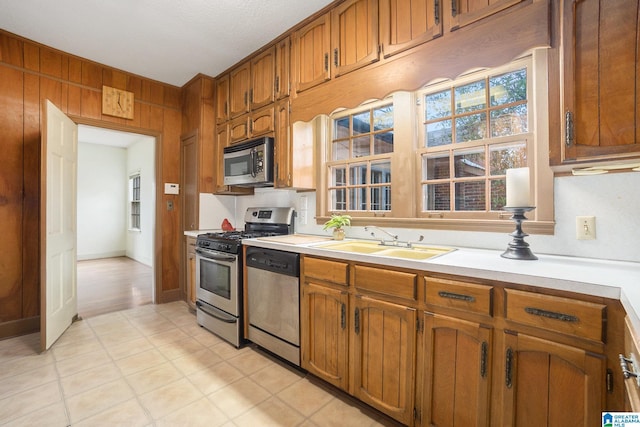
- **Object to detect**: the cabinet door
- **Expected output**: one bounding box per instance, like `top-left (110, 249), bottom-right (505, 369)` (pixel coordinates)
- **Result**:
top-left (448, 0), bottom-right (525, 31)
top-left (498, 332), bottom-right (605, 427)
top-left (331, 0), bottom-right (379, 77)
top-left (229, 114), bottom-right (250, 144)
top-left (215, 74), bottom-right (230, 124)
top-left (275, 37), bottom-right (291, 100)
top-left (293, 13), bottom-right (331, 93)
top-left (301, 282), bottom-right (350, 390)
top-left (249, 105), bottom-right (275, 137)
top-left (419, 312), bottom-right (491, 427)
top-left (229, 61), bottom-right (250, 118)
top-left (379, 0), bottom-right (443, 58)
top-left (251, 47), bottom-right (275, 110)
top-left (352, 294), bottom-right (416, 425)
top-left (561, 0), bottom-right (640, 162)
top-left (274, 98), bottom-right (291, 188)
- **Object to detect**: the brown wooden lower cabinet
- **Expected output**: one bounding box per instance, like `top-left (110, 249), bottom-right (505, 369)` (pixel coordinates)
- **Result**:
top-left (496, 332), bottom-right (605, 427)
top-left (301, 281), bottom-right (349, 390)
top-left (352, 295), bottom-right (416, 425)
top-left (300, 256), bottom-right (619, 426)
top-left (418, 312), bottom-right (492, 426)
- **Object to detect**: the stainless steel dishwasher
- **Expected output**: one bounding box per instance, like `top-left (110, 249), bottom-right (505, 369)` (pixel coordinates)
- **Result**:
top-left (246, 247), bottom-right (301, 366)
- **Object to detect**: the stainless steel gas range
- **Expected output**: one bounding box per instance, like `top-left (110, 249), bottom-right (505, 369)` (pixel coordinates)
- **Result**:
top-left (195, 207), bottom-right (295, 347)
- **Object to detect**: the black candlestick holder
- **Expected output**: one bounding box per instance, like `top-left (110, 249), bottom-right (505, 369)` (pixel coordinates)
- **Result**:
top-left (501, 206), bottom-right (538, 260)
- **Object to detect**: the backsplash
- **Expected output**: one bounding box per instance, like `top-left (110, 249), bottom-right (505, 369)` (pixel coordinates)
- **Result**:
top-left (200, 172), bottom-right (640, 263)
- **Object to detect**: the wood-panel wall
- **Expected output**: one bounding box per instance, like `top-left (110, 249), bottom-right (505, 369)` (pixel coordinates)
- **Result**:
top-left (0, 29), bottom-right (184, 339)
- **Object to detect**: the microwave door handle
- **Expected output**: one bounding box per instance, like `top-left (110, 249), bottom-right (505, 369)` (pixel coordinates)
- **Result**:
top-left (250, 148), bottom-right (257, 177)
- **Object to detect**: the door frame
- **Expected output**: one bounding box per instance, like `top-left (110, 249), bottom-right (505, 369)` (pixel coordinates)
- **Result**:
top-left (70, 116), bottom-right (162, 305)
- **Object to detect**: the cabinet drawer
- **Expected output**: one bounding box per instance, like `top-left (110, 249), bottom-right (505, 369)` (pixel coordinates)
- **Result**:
top-left (354, 265), bottom-right (417, 301)
top-left (505, 289), bottom-right (606, 343)
top-left (425, 277), bottom-right (493, 316)
top-left (303, 257), bottom-right (348, 286)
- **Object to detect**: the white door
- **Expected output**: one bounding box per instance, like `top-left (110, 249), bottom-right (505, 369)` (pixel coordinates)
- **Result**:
top-left (41, 100), bottom-right (78, 351)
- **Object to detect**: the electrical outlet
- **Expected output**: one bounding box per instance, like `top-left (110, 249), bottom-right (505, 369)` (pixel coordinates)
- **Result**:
top-left (576, 216), bottom-right (596, 240)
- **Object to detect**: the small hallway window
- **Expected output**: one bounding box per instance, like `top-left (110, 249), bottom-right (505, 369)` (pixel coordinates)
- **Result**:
top-left (130, 174), bottom-right (141, 230)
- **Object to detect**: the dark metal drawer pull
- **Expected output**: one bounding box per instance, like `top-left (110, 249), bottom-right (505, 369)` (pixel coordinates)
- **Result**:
top-left (438, 291), bottom-right (475, 302)
top-left (524, 307), bottom-right (578, 322)
top-left (480, 341), bottom-right (488, 378)
top-left (505, 347), bottom-right (513, 388)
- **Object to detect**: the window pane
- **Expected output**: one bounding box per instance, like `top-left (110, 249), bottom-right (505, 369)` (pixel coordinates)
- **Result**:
top-left (373, 106), bottom-right (394, 130)
top-left (455, 113), bottom-right (487, 143)
top-left (350, 164), bottom-right (367, 185)
top-left (353, 136), bottom-right (370, 157)
top-left (353, 111), bottom-right (370, 135)
top-left (371, 161), bottom-right (391, 183)
top-left (426, 120), bottom-right (452, 147)
top-left (332, 140), bottom-right (349, 160)
top-left (350, 187), bottom-right (367, 210)
top-left (331, 166), bottom-right (346, 186)
top-left (423, 183), bottom-right (450, 211)
top-left (335, 117), bottom-right (350, 138)
top-left (455, 80), bottom-right (486, 114)
top-left (425, 90), bottom-right (451, 120)
top-left (455, 181), bottom-right (485, 211)
top-left (454, 150), bottom-right (485, 178)
top-left (490, 178), bottom-right (506, 210)
top-left (489, 143), bottom-right (527, 175)
top-left (490, 68), bottom-right (526, 106)
top-left (490, 105), bottom-right (528, 137)
top-left (371, 186), bottom-right (391, 211)
top-left (423, 154), bottom-right (450, 180)
top-left (373, 132), bottom-right (394, 154)
top-left (330, 188), bottom-right (346, 211)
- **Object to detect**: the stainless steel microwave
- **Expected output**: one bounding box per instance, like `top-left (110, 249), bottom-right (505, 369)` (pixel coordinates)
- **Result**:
top-left (223, 137), bottom-right (274, 187)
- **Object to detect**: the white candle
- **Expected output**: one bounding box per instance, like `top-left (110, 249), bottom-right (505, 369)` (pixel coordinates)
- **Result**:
top-left (506, 167), bottom-right (531, 207)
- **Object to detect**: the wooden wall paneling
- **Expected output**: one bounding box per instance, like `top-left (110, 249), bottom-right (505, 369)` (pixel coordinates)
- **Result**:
top-left (0, 32), bottom-right (23, 67)
top-left (81, 88), bottom-right (102, 119)
top-left (22, 72), bottom-right (41, 319)
top-left (39, 47), bottom-right (64, 79)
top-left (81, 61), bottom-right (102, 88)
top-left (68, 57), bottom-right (82, 84)
top-left (23, 42), bottom-right (39, 71)
top-left (164, 86), bottom-right (182, 110)
top-left (0, 66), bottom-right (25, 323)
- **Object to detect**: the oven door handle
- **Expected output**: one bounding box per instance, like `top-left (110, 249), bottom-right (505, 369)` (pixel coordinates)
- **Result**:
top-left (196, 301), bottom-right (237, 324)
top-left (196, 248), bottom-right (237, 262)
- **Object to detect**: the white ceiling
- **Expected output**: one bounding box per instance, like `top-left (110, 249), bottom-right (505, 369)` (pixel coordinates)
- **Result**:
top-left (78, 125), bottom-right (155, 148)
top-left (0, 0), bottom-right (334, 87)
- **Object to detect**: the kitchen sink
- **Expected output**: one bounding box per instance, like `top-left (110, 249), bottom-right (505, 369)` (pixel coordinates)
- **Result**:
top-left (314, 240), bottom-right (455, 260)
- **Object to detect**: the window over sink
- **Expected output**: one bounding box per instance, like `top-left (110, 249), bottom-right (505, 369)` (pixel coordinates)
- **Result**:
top-left (319, 51), bottom-right (554, 234)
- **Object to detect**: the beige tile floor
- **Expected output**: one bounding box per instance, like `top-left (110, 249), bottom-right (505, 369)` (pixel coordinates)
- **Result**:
top-left (0, 301), bottom-right (401, 426)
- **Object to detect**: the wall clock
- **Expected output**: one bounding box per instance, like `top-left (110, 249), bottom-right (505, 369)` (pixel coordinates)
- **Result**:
top-left (102, 85), bottom-right (134, 119)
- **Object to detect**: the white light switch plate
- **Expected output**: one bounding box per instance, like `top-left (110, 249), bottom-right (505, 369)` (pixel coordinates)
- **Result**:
top-left (164, 183), bottom-right (179, 195)
top-left (576, 216), bottom-right (596, 240)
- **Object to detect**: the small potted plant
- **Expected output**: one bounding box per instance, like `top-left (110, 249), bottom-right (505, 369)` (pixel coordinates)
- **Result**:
top-left (323, 214), bottom-right (352, 240)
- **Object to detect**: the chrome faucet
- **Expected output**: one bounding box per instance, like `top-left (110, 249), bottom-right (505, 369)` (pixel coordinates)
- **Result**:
top-left (364, 226), bottom-right (398, 245)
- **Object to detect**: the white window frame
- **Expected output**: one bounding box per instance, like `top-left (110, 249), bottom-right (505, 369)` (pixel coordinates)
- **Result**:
top-left (129, 173), bottom-right (141, 231)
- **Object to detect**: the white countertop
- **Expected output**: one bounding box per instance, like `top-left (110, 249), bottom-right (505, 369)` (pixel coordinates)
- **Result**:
top-left (242, 234), bottom-right (640, 332)
top-left (184, 229), bottom-right (221, 238)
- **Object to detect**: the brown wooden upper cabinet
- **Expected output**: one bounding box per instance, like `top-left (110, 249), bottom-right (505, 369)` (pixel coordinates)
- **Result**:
top-left (229, 61), bottom-right (251, 118)
top-left (447, 0), bottom-right (526, 31)
top-left (250, 47), bottom-right (276, 110)
top-left (275, 37), bottom-right (291, 100)
top-left (215, 74), bottom-right (230, 124)
top-left (331, 0), bottom-right (380, 77)
top-left (293, 13), bottom-right (332, 93)
top-left (560, 0), bottom-right (640, 164)
top-left (379, 0), bottom-right (443, 58)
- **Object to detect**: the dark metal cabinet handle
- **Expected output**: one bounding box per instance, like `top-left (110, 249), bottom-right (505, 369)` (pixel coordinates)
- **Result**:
top-left (451, 0), bottom-right (457, 17)
top-left (355, 307), bottom-right (360, 335)
top-left (341, 303), bottom-right (346, 330)
top-left (505, 347), bottom-right (513, 388)
top-left (324, 53), bottom-right (329, 71)
top-left (434, 0), bottom-right (440, 24)
top-left (565, 111), bottom-right (574, 147)
top-left (438, 291), bottom-right (475, 302)
top-left (333, 48), bottom-right (338, 67)
top-left (275, 76), bottom-right (280, 93)
top-left (480, 341), bottom-right (488, 378)
top-left (524, 307), bottom-right (578, 323)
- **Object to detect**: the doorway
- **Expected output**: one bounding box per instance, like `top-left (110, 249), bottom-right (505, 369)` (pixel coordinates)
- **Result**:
top-left (76, 125), bottom-right (156, 318)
